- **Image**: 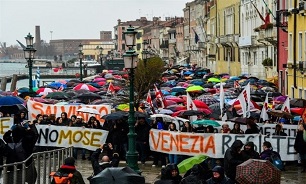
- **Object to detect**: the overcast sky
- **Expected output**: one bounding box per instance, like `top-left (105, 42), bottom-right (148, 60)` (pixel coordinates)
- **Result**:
top-left (0, 0), bottom-right (188, 46)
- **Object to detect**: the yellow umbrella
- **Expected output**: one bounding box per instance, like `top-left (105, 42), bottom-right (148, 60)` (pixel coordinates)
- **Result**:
top-left (221, 78), bottom-right (228, 82)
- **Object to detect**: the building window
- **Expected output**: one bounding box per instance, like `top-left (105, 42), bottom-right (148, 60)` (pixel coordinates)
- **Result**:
top-left (136, 43), bottom-right (141, 51)
top-left (225, 7), bottom-right (234, 35)
top-left (299, 88), bottom-right (303, 98)
top-left (253, 51), bottom-right (257, 65)
top-left (122, 33), bottom-right (125, 40)
top-left (136, 32), bottom-right (142, 39)
top-left (304, 88), bottom-right (306, 99)
top-left (122, 44), bottom-right (125, 50)
top-left (289, 33), bottom-right (293, 61)
top-left (291, 86), bottom-right (295, 98)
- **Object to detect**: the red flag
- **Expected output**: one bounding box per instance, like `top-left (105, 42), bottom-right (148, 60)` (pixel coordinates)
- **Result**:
top-left (154, 84), bottom-right (165, 108)
top-left (264, 12), bottom-right (271, 29)
top-left (107, 82), bottom-right (116, 94)
top-left (12, 88), bottom-right (18, 96)
top-left (234, 81), bottom-right (241, 88)
top-left (146, 91), bottom-right (156, 114)
top-left (251, 1), bottom-right (265, 22)
top-left (58, 85), bottom-right (64, 91)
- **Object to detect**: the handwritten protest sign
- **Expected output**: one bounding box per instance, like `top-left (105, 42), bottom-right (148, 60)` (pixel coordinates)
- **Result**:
top-left (36, 125), bottom-right (108, 151)
top-left (149, 129), bottom-right (298, 161)
top-left (0, 117), bottom-right (13, 138)
top-left (27, 99), bottom-right (111, 122)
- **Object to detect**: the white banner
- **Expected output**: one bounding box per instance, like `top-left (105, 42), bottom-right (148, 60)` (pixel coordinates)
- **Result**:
top-left (0, 118), bottom-right (108, 151)
top-left (27, 99), bottom-right (111, 122)
top-left (36, 125), bottom-right (108, 151)
top-left (149, 129), bottom-right (298, 161)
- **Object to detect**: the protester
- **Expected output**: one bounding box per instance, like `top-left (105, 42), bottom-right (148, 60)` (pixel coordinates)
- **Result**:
top-left (294, 123), bottom-right (306, 172)
top-left (60, 112), bottom-right (70, 126)
top-left (72, 116), bottom-right (87, 160)
top-left (180, 163), bottom-right (212, 184)
top-left (3, 122), bottom-right (38, 184)
top-left (181, 121), bottom-right (194, 132)
top-left (220, 123), bottom-right (231, 133)
top-left (273, 124), bottom-right (287, 136)
top-left (151, 117), bottom-right (167, 167)
top-left (0, 138), bottom-right (5, 178)
top-left (223, 140), bottom-right (244, 182)
top-left (244, 122), bottom-right (259, 134)
top-left (154, 164), bottom-right (182, 184)
top-left (206, 125), bottom-right (215, 133)
top-left (260, 141), bottom-right (281, 161)
top-left (168, 123), bottom-right (178, 164)
top-left (135, 117), bottom-right (151, 165)
top-left (51, 157), bottom-right (85, 184)
top-left (230, 123), bottom-right (244, 134)
top-left (206, 166), bottom-right (233, 184)
top-left (241, 141), bottom-right (260, 161)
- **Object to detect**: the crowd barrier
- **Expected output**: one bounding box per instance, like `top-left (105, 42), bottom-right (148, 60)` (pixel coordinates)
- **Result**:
top-left (0, 147), bottom-right (73, 184)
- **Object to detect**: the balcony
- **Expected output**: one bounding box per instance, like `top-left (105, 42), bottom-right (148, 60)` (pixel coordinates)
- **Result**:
top-left (197, 42), bottom-right (206, 49)
top-left (169, 38), bottom-right (176, 44)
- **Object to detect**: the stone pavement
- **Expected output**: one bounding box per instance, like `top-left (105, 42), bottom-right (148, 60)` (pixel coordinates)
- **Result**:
top-left (75, 159), bottom-right (306, 184)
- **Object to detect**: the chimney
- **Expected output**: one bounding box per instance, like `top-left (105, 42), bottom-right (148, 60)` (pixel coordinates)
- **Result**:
top-left (117, 19), bottom-right (121, 25)
top-left (35, 25), bottom-right (41, 56)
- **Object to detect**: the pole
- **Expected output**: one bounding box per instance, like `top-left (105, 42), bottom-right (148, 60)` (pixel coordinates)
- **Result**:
top-left (29, 59), bottom-right (33, 92)
top-left (100, 55), bottom-right (103, 73)
top-left (126, 67), bottom-right (140, 173)
top-left (80, 58), bottom-right (83, 81)
top-left (293, 0), bottom-right (297, 89)
top-left (227, 50), bottom-right (230, 75)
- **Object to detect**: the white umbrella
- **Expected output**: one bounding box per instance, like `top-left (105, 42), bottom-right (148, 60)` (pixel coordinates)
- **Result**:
top-left (77, 107), bottom-right (100, 114)
top-left (157, 109), bottom-right (173, 115)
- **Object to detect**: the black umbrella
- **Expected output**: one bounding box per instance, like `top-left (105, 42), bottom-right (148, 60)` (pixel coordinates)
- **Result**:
top-left (290, 98), bottom-right (306, 108)
top-left (91, 167), bottom-right (145, 184)
top-left (76, 92), bottom-right (102, 101)
top-left (227, 117), bottom-right (254, 125)
top-left (0, 104), bottom-right (28, 114)
top-left (179, 110), bottom-right (205, 116)
top-left (45, 92), bottom-right (70, 100)
top-left (101, 111), bottom-right (128, 121)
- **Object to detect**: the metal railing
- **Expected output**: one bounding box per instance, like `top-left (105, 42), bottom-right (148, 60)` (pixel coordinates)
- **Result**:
top-left (0, 147), bottom-right (73, 184)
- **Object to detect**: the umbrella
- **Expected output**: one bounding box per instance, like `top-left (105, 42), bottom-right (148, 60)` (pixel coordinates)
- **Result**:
top-left (36, 87), bottom-right (55, 96)
top-left (196, 95), bottom-right (219, 105)
top-left (0, 96), bottom-right (24, 105)
top-left (161, 90), bottom-right (170, 96)
top-left (102, 111), bottom-right (128, 121)
top-left (166, 105), bottom-right (187, 112)
top-left (177, 155), bottom-right (208, 173)
top-left (186, 86), bottom-right (204, 92)
top-left (171, 87), bottom-right (186, 93)
top-left (228, 117), bottom-right (255, 125)
top-left (236, 159), bottom-right (281, 184)
top-left (73, 83), bottom-right (98, 92)
top-left (267, 110), bottom-right (293, 119)
top-left (166, 97), bottom-right (185, 103)
top-left (157, 109), bottom-right (173, 115)
top-left (150, 114), bottom-right (174, 122)
top-left (77, 107), bottom-right (100, 115)
top-left (0, 104), bottom-right (28, 114)
top-left (45, 91), bottom-right (70, 100)
top-left (76, 92), bottom-right (102, 101)
top-left (291, 107), bottom-right (304, 115)
top-left (191, 119), bottom-right (221, 127)
top-left (178, 110), bottom-right (205, 116)
top-left (290, 98), bottom-right (306, 108)
top-left (207, 78), bottom-right (221, 83)
top-left (193, 100), bottom-right (209, 109)
top-left (91, 167), bottom-right (145, 184)
top-left (230, 76), bottom-right (240, 80)
top-left (93, 77), bottom-right (106, 82)
top-left (48, 82), bottom-right (66, 89)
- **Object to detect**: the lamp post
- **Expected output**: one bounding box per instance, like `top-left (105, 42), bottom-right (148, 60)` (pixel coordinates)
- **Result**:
top-left (78, 43), bottom-right (83, 81)
top-left (23, 33), bottom-right (36, 92)
top-left (142, 40), bottom-right (149, 67)
top-left (99, 46), bottom-right (104, 73)
top-left (123, 25), bottom-right (140, 173)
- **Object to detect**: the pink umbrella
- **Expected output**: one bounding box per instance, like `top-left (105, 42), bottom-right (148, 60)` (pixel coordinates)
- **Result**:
top-left (165, 100), bottom-right (178, 106)
top-left (93, 77), bottom-right (106, 82)
top-left (97, 81), bottom-right (106, 86)
top-left (73, 83), bottom-right (98, 92)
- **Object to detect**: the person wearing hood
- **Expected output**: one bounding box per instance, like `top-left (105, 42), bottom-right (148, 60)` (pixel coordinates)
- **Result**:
top-left (294, 123), bottom-right (306, 172)
top-left (223, 140), bottom-right (244, 181)
top-left (154, 164), bottom-right (182, 184)
top-left (241, 141), bottom-right (260, 161)
top-left (51, 157), bottom-right (85, 184)
top-left (206, 166), bottom-right (233, 184)
top-left (272, 124), bottom-right (287, 136)
top-left (260, 141), bottom-right (281, 161)
top-left (180, 163), bottom-right (212, 184)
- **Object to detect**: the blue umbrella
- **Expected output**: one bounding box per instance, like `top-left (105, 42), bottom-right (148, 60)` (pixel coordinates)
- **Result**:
top-left (230, 76), bottom-right (240, 80)
top-left (88, 82), bottom-right (102, 88)
top-left (0, 96), bottom-right (24, 106)
top-left (48, 82), bottom-right (67, 89)
top-left (184, 71), bottom-right (193, 75)
top-left (171, 87), bottom-right (186, 93)
top-left (190, 80), bottom-right (204, 85)
top-left (161, 90), bottom-right (170, 96)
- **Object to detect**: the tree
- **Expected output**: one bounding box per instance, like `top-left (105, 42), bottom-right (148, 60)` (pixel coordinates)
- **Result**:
top-left (134, 56), bottom-right (165, 104)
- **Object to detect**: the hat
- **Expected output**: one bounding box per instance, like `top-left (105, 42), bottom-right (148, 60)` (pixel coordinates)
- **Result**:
top-left (64, 157), bottom-right (75, 166)
top-left (76, 115), bottom-right (82, 119)
top-left (212, 166), bottom-right (224, 176)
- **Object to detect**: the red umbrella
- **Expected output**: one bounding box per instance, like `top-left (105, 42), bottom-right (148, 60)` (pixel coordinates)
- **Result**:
top-left (166, 97), bottom-right (185, 103)
top-left (97, 81), bottom-right (106, 86)
top-left (166, 105), bottom-right (187, 112)
top-left (73, 83), bottom-right (98, 92)
top-left (197, 108), bottom-right (212, 114)
top-left (165, 100), bottom-right (178, 107)
top-left (193, 100), bottom-right (209, 109)
top-left (291, 107), bottom-right (304, 115)
top-left (36, 88), bottom-right (55, 95)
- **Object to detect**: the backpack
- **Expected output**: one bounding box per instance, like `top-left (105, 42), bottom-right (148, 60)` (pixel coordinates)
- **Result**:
top-left (50, 171), bottom-right (73, 184)
top-left (270, 152), bottom-right (284, 171)
top-left (7, 138), bottom-right (26, 162)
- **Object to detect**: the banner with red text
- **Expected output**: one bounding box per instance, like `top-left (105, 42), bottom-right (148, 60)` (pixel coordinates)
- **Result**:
top-left (27, 99), bottom-right (111, 122)
top-left (149, 129), bottom-right (297, 161)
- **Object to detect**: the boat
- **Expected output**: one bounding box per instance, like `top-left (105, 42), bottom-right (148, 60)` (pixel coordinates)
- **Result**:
top-left (74, 60), bottom-right (101, 67)
top-left (25, 59), bottom-right (65, 68)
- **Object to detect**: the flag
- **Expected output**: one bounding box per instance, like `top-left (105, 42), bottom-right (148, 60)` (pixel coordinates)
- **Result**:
top-left (260, 93), bottom-right (269, 121)
top-left (192, 28), bottom-right (200, 44)
top-left (186, 92), bottom-right (197, 110)
top-left (58, 85), bottom-right (64, 91)
top-left (146, 90), bottom-right (155, 114)
top-left (281, 96), bottom-right (291, 113)
top-left (154, 84), bottom-right (165, 108)
top-left (219, 83), bottom-right (227, 121)
top-left (107, 82), bottom-right (116, 94)
top-left (264, 12), bottom-right (270, 28)
top-left (237, 83), bottom-right (251, 117)
top-left (234, 81), bottom-right (241, 88)
top-left (12, 88), bottom-right (18, 96)
top-left (251, 1), bottom-right (265, 22)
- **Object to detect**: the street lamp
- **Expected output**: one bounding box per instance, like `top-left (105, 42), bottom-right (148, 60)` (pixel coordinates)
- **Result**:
top-left (142, 40), bottom-right (149, 67)
top-left (99, 46), bottom-right (104, 73)
top-left (23, 33), bottom-right (36, 92)
top-left (123, 25), bottom-right (140, 173)
top-left (78, 43), bottom-right (83, 81)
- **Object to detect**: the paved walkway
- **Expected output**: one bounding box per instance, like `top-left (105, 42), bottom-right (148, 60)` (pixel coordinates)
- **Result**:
top-left (75, 159), bottom-right (306, 184)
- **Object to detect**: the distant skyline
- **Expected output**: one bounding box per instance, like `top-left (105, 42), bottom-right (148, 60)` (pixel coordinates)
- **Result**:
top-left (0, 0), bottom-right (189, 46)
